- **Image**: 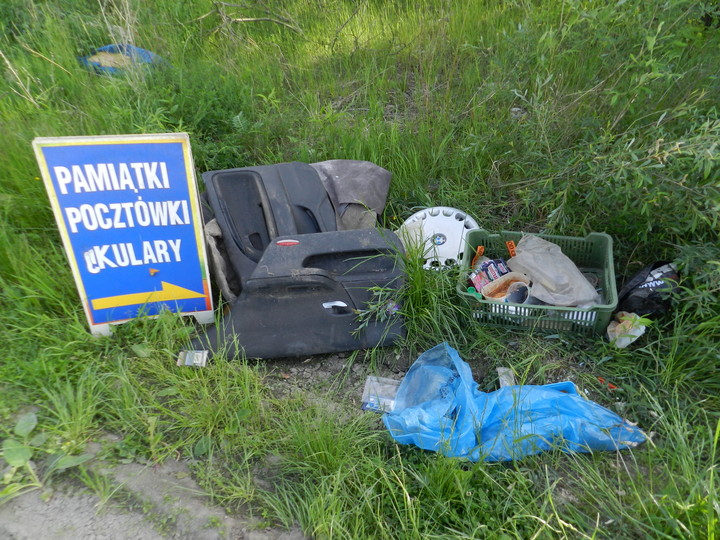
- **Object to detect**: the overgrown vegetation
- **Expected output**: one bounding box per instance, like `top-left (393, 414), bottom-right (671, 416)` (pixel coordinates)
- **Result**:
top-left (1, 0), bottom-right (718, 538)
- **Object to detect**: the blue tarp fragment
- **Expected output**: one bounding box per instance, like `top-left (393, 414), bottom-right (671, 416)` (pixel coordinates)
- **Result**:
top-left (383, 342), bottom-right (646, 461)
top-left (79, 44), bottom-right (164, 75)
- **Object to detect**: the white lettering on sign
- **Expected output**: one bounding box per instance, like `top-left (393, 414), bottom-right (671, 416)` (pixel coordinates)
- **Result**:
top-left (64, 199), bottom-right (190, 233)
top-left (53, 162), bottom-right (170, 195)
top-left (83, 239), bottom-right (183, 274)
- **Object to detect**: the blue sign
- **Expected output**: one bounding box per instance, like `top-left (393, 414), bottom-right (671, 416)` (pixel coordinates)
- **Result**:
top-left (33, 134), bottom-right (213, 335)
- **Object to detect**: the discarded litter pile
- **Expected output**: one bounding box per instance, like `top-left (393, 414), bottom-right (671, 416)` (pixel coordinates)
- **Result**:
top-left (190, 160), bottom-right (405, 359)
top-left (467, 234), bottom-right (601, 306)
top-left (34, 133), bottom-right (680, 360)
top-left (381, 343), bottom-right (646, 462)
top-left (169, 157), bottom-right (678, 360)
top-left (457, 230), bottom-right (617, 335)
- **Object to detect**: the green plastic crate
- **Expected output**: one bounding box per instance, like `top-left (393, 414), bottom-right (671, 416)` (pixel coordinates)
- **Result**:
top-left (457, 230), bottom-right (617, 335)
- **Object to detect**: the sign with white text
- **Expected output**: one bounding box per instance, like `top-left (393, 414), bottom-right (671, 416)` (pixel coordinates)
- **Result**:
top-left (33, 133), bottom-right (213, 335)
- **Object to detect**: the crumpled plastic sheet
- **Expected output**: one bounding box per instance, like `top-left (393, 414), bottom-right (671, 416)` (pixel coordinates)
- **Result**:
top-left (383, 343), bottom-right (646, 462)
top-left (79, 44), bottom-right (165, 75)
top-left (508, 234), bottom-right (600, 307)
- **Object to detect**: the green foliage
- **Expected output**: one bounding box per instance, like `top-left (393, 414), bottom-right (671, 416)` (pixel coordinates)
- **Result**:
top-left (1, 412), bottom-right (93, 505)
top-left (396, 241), bottom-right (475, 355)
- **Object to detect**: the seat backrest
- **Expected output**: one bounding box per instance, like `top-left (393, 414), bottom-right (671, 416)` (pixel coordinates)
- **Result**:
top-left (202, 162), bottom-right (337, 287)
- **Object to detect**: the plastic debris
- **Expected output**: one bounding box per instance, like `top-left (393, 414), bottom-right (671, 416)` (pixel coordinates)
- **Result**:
top-left (79, 44), bottom-right (165, 75)
top-left (507, 234), bottom-right (600, 306)
top-left (361, 376), bottom-right (401, 412)
top-left (383, 343), bottom-right (645, 462)
top-left (617, 261), bottom-right (679, 316)
top-left (597, 377), bottom-right (619, 391)
top-left (606, 311), bottom-right (649, 348)
top-left (496, 367), bottom-right (516, 387)
top-left (176, 350), bottom-right (208, 368)
top-left (480, 272), bottom-right (530, 303)
top-left (396, 207), bottom-right (479, 269)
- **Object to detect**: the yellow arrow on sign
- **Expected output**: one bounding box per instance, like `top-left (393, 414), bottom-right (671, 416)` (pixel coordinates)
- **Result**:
top-left (91, 281), bottom-right (207, 311)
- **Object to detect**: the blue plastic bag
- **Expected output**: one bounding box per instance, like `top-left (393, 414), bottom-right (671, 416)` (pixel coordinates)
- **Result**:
top-left (383, 343), bottom-right (645, 461)
top-left (79, 44), bottom-right (165, 75)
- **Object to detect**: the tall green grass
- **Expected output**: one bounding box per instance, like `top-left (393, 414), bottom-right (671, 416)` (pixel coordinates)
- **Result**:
top-left (1, 0), bottom-right (718, 537)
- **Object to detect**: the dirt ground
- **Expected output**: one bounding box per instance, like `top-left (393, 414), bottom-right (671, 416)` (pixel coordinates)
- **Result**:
top-left (0, 351), bottom-right (415, 540)
top-left (0, 458), bottom-right (308, 540)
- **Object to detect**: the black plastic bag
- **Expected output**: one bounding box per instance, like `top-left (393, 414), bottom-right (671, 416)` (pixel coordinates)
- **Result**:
top-left (616, 261), bottom-right (679, 316)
